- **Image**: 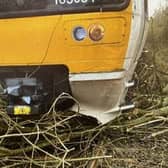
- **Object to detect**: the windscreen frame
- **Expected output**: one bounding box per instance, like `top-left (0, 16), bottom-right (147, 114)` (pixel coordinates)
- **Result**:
top-left (0, 0), bottom-right (131, 19)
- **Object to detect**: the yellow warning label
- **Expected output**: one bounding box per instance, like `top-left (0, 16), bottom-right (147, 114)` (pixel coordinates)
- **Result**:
top-left (14, 106), bottom-right (31, 115)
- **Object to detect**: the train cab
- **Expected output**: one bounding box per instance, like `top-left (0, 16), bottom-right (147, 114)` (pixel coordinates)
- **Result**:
top-left (0, 0), bottom-right (148, 123)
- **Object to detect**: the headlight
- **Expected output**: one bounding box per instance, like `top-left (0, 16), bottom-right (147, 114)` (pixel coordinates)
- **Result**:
top-left (73, 26), bottom-right (87, 41)
top-left (89, 24), bottom-right (105, 41)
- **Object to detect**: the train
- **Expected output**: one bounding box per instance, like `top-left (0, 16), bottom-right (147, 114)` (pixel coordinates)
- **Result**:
top-left (0, 0), bottom-right (148, 124)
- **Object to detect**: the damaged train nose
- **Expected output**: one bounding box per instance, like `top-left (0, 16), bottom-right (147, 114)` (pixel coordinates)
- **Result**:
top-left (0, 0), bottom-right (148, 124)
top-left (69, 71), bottom-right (135, 124)
top-left (0, 67), bottom-right (135, 124)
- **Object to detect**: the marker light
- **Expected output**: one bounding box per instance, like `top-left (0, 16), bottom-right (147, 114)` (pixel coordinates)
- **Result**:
top-left (89, 24), bottom-right (105, 41)
top-left (73, 27), bottom-right (87, 41)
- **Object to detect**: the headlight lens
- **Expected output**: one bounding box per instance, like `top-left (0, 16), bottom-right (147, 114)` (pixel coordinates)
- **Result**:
top-left (89, 24), bottom-right (105, 41)
top-left (73, 26), bottom-right (87, 41)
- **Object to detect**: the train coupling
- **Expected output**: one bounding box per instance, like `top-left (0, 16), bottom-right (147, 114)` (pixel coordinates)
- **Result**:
top-left (3, 78), bottom-right (47, 115)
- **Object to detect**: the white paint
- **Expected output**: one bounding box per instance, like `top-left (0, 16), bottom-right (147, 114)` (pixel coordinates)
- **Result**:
top-left (69, 71), bottom-right (125, 81)
top-left (124, 0), bottom-right (148, 77)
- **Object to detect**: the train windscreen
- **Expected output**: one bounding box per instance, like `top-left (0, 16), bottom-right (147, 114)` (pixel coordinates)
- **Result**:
top-left (0, 0), bottom-right (130, 18)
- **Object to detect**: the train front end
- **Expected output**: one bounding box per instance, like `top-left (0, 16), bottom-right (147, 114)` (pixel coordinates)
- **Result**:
top-left (0, 0), bottom-right (148, 123)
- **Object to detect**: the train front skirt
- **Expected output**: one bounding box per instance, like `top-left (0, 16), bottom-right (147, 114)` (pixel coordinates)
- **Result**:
top-left (0, 65), bottom-right (134, 124)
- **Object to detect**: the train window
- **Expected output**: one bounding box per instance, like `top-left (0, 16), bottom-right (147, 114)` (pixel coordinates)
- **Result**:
top-left (0, 0), bottom-right (130, 18)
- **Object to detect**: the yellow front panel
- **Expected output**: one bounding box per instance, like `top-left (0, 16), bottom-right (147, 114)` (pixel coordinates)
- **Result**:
top-left (0, 17), bottom-right (58, 63)
top-left (64, 17), bottom-right (126, 45)
top-left (0, 2), bottom-right (132, 73)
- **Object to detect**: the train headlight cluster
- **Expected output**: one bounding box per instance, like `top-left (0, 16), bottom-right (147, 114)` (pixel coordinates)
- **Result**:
top-left (72, 24), bottom-right (105, 42)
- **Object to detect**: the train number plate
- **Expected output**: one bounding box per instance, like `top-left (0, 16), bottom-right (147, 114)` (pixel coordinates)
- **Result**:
top-left (14, 106), bottom-right (31, 115)
top-left (55, 0), bottom-right (95, 5)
